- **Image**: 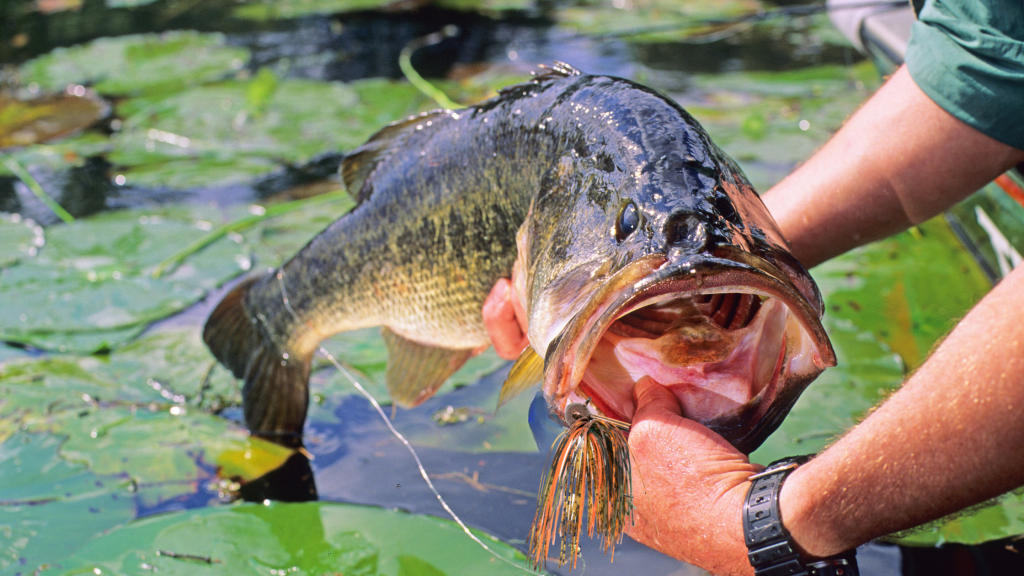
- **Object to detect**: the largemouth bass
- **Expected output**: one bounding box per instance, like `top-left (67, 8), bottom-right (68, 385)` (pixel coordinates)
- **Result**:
top-left (203, 63), bottom-right (835, 456)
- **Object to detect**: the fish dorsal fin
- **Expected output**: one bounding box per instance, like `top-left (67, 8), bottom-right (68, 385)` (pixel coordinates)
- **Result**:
top-left (496, 346), bottom-right (544, 411)
top-left (381, 327), bottom-right (476, 408)
top-left (341, 110), bottom-right (453, 204)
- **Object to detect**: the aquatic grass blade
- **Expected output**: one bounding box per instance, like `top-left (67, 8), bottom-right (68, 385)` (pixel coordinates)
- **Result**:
top-left (528, 415), bottom-right (633, 570)
top-left (0, 154), bottom-right (75, 224)
top-left (151, 189), bottom-right (350, 278)
top-left (399, 27), bottom-right (462, 110)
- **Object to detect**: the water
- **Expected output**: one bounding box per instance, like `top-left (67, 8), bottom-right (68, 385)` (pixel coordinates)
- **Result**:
top-left (0, 0), bottom-right (859, 223)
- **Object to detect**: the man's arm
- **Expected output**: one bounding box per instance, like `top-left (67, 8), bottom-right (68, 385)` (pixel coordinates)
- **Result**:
top-left (780, 263), bottom-right (1024, 557)
top-left (762, 66), bottom-right (1024, 268)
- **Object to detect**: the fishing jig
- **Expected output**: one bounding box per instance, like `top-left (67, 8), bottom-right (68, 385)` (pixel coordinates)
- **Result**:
top-left (528, 400), bottom-right (633, 570)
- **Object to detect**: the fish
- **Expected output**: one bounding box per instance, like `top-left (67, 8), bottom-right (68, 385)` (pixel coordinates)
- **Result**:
top-left (203, 61), bottom-right (835, 457)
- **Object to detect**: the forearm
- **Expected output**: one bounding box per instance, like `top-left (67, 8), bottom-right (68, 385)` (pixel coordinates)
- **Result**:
top-left (781, 264), bottom-right (1024, 556)
top-left (763, 66), bottom-right (1024, 268)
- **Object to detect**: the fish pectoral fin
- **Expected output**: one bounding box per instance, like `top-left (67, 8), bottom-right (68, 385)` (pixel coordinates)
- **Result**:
top-left (496, 346), bottom-right (544, 411)
top-left (382, 327), bottom-right (476, 408)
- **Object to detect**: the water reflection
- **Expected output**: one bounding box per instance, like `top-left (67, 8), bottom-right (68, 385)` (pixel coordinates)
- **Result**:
top-left (238, 451), bottom-right (319, 503)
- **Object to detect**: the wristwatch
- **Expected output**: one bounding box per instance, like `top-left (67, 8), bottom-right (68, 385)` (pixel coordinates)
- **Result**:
top-left (743, 456), bottom-right (859, 576)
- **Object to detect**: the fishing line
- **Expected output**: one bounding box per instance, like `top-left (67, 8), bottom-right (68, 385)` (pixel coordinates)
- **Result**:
top-left (276, 271), bottom-right (298, 318)
top-left (271, 267), bottom-right (541, 573)
top-left (317, 345), bottom-right (546, 576)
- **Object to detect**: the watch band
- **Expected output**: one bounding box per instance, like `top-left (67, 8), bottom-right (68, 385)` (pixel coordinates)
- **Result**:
top-left (743, 456), bottom-right (859, 576)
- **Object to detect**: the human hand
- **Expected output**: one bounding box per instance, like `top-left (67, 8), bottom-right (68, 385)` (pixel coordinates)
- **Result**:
top-left (482, 277), bottom-right (530, 360)
top-left (626, 377), bottom-right (759, 576)
top-left (482, 277), bottom-right (757, 574)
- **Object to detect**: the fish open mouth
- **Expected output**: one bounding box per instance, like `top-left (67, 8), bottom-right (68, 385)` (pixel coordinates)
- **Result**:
top-left (543, 249), bottom-right (836, 453)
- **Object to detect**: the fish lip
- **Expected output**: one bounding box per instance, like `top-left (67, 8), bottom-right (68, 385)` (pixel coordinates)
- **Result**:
top-left (542, 248), bottom-right (836, 446)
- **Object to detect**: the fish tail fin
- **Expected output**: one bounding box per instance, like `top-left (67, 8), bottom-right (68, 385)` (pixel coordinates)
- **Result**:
top-left (204, 277), bottom-right (310, 447)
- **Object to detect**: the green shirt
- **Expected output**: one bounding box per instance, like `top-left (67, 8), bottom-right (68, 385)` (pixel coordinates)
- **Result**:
top-left (906, 0), bottom-right (1024, 150)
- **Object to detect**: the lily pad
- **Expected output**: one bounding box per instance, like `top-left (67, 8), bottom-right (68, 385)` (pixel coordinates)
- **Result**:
top-left (0, 212), bottom-right (44, 269)
top-left (553, 0), bottom-right (761, 41)
top-left (0, 326), bottom-right (295, 574)
top-left (0, 92), bottom-right (109, 149)
top-left (0, 206), bottom-right (250, 353)
top-left (233, 0), bottom-right (533, 21)
top-left (0, 432), bottom-right (137, 575)
top-left (105, 0), bottom-right (161, 6)
top-left (58, 501), bottom-right (533, 576)
top-left (0, 131), bottom-right (114, 177)
top-left (109, 76), bottom-right (427, 188)
top-left (0, 325), bottom-right (295, 510)
top-left (233, 0), bottom-right (404, 20)
top-left (19, 31), bottom-right (247, 98)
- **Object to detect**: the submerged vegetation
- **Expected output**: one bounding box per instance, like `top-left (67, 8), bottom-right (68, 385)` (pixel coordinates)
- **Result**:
top-left (0, 0), bottom-right (1019, 574)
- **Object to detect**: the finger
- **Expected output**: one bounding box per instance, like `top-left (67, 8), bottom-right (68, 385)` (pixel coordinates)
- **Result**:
top-left (630, 377), bottom-right (737, 454)
top-left (482, 278), bottom-right (530, 360)
top-left (632, 376), bottom-right (683, 420)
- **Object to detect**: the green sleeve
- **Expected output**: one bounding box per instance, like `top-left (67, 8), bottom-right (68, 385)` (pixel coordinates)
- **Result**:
top-left (905, 0), bottom-right (1024, 150)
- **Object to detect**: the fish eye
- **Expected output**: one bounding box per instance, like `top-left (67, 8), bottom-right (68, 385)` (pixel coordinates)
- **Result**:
top-left (616, 201), bottom-right (639, 241)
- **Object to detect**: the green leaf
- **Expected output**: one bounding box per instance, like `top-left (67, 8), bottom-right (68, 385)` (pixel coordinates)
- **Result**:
top-left (0, 212), bottom-right (44, 269)
top-left (0, 207), bottom-right (249, 353)
top-left (0, 131), bottom-right (114, 177)
top-left (0, 432), bottom-right (137, 575)
top-left (58, 501), bottom-right (533, 576)
top-left (554, 0), bottom-right (760, 40)
top-left (0, 93), bottom-right (109, 149)
top-left (19, 31), bottom-right (247, 97)
top-left (109, 78), bottom-right (427, 188)
top-left (233, 0), bottom-right (401, 20)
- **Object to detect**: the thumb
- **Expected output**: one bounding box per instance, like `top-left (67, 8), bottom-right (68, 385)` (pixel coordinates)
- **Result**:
top-left (632, 376), bottom-right (683, 421)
